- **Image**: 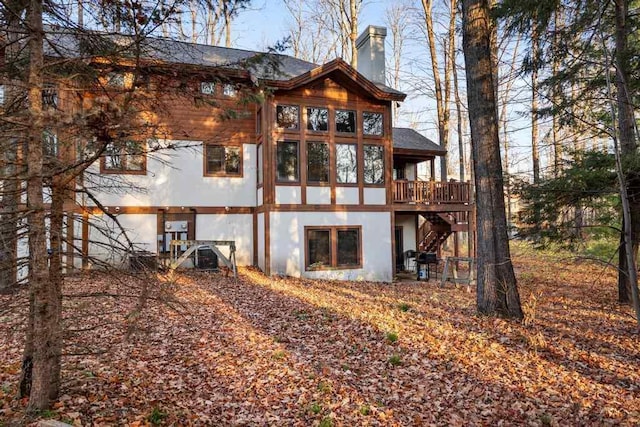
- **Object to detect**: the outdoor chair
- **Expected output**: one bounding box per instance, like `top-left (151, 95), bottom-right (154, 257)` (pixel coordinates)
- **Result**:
top-left (404, 250), bottom-right (417, 272)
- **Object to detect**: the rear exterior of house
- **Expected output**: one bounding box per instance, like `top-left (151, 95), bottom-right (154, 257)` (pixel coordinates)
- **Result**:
top-left (60, 26), bottom-right (473, 282)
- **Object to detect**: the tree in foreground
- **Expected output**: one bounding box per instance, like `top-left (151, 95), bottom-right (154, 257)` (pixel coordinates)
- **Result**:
top-left (461, 0), bottom-right (523, 319)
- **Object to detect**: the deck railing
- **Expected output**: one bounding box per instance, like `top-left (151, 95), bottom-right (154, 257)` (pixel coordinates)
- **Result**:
top-left (393, 180), bottom-right (471, 204)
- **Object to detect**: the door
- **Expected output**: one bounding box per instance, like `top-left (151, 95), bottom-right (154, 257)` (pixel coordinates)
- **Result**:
top-left (395, 226), bottom-right (404, 272)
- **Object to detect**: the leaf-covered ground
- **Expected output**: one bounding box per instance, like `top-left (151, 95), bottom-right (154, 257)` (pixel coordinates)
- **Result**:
top-left (1, 246), bottom-right (639, 426)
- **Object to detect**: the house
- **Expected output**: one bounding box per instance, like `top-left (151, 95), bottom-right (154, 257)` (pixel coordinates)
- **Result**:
top-left (44, 26), bottom-right (473, 282)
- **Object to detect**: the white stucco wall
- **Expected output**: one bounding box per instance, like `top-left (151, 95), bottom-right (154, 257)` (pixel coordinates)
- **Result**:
top-left (335, 187), bottom-right (359, 205)
top-left (363, 187), bottom-right (386, 205)
top-left (268, 211), bottom-right (393, 282)
top-left (87, 213), bottom-right (157, 267)
top-left (89, 140), bottom-right (257, 208)
top-left (275, 186), bottom-right (302, 204)
top-left (306, 186), bottom-right (331, 204)
top-left (257, 213), bottom-right (265, 271)
top-left (196, 214), bottom-right (253, 265)
top-left (395, 214), bottom-right (417, 254)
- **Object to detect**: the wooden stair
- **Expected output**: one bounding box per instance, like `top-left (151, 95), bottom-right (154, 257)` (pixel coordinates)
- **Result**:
top-left (417, 212), bottom-right (461, 253)
top-left (419, 230), bottom-right (452, 253)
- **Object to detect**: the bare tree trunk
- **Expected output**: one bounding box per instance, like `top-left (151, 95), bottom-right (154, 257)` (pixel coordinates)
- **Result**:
top-left (348, 0), bottom-right (358, 68)
top-left (531, 22), bottom-right (540, 185)
top-left (462, 0), bottom-right (523, 319)
top-left (612, 0), bottom-right (640, 310)
top-left (551, 8), bottom-right (562, 177)
top-left (24, 0), bottom-right (63, 409)
top-left (421, 0), bottom-right (451, 182)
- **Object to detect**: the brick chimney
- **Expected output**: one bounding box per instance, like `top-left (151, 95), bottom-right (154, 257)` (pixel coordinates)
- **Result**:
top-left (356, 25), bottom-right (387, 85)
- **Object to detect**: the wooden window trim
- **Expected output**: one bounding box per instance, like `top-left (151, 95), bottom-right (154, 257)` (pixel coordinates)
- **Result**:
top-left (304, 225), bottom-right (362, 271)
top-left (203, 143), bottom-right (243, 177)
top-left (100, 141), bottom-right (147, 175)
top-left (276, 140), bottom-right (300, 184)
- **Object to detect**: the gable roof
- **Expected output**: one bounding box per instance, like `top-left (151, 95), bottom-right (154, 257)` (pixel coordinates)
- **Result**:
top-left (45, 29), bottom-right (405, 101)
top-left (393, 127), bottom-right (446, 156)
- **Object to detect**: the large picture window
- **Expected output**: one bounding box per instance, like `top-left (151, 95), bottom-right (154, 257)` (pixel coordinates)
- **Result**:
top-left (205, 144), bottom-right (241, 176)
top-left (276, 105), bottom-right (299, 130)
top-left (277, 140), bottom-right (299, 182)
top-left (102, 140), bottom-right (145, 174)
top-left (307, 107), bottom-right (328, 131)
top-left (307, 142), bottom-right (329, 183)
top-left (364, 145), bottom-right (384, 184)
top-left (306, 226), bottom-right (361, 270)
top-left (336, 144), bottom-right (357, 184)
top-left (335, 109), bottom-right (356, 133)
top-left (363, 112), bottom-right (383, 136)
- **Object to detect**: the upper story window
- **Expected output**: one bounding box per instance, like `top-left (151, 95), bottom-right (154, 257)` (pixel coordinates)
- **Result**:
top-left (200, 81), bottom-right (216, 95)
top-left (256, 109), bottom-right (262, 134)
top-left (364, 145), bottom-right (384, 184)
top-left (257, 144), bottom-right (263, 185)
top-left (363, 112), bottom-right (383, 136)
top-left (276, 140), bottom-right (299, 182)
top-left (307, 142), bottom-right (329, 184)
top-left (43, 130), bottom-right (58, 158)
top-left (223, 84), bottom-right (237, 97)
top-left (205, 144), bottom-right (241, 176)
top-left (307, 107), bottom-right (328, 131)
top-left (336, 143), bottom-right (357, 184)
top-left (276, 105), bottom-right (299, 130)
top-left (336, 109), bottom-right (356, 134)
top-left (102, 140), bottom-right (145, 174)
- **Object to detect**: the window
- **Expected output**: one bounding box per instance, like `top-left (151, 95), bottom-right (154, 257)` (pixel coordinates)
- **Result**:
top-left (102, 140), bottom-right (145, 174)
top-left (43, 130), bottom-right (58, 158)
top-left (42, 84), bottom-right (57, 109)
top-left (364, 145), bottom-right (384, 184)
top-left (276, 105), bottom-right (299, 129)
top-left (256, 109), bottom-right (262, 134)
top-left (201, 81), bottom-right (216, 94)
top-left (223, 83), bottom-right (237, 97)
top-left (257, 144), bottom-right (263, 185)
top-left (0, 85), bottom-right (4, 105)
top-left (307, 142), bottom-right (329, 183)
top-left (307, 107), bottom-right (328, 131)
top-left (393, 166), bottom-right (406, 180)
top-left (336, 144), bottom-right (357, 184)
top-left (276, 140), bottom-right (299, 182)
top-left (306, 226), bottom-right (361, 270)
top-left (205, 144), bottom-right (241, 176)
top-left (363, 112), bottom-right (383, 136)
top-left (336, 109), bottom-right (356, 133)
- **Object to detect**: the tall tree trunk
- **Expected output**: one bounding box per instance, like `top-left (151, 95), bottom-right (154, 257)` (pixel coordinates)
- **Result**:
top-left (348, 0), bottom-right (358, 68)
top-left (551, 7), bottom-right (563, 177)
top-left (531, 22), bottom-right (540, 185)
top-left (421, 0), bottom-right (450, 182)
top-left (24, 0), bottom-right (63, 410)
top-left (462, 0), bottom-right (523, 319)
top-left (613, 0), bottom-right (640, 309)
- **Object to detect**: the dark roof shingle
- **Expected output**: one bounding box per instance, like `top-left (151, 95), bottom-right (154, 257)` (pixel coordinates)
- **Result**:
top-left (392, 127), bottom-right (446, 155)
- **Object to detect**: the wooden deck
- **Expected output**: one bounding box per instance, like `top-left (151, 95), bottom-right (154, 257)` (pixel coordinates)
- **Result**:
top-left (393, 180), bottom-right (471, 204)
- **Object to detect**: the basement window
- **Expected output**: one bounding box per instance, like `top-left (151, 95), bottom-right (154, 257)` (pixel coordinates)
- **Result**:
top-left (306, 226), bottom-right (361, 270)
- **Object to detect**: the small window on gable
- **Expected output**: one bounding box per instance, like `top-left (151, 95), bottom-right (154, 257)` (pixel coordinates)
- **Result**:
top-left (276, 140), bottom-right (299, 182)
top-left (223, 84), bottom-right (237, 97)
top-left (363, 112), bottom-right (383, 136)
top-left (42, 84), bottom-right (58, 109)
top-left (336, 109), bottom-right (356, 133)
top-left (307, 107), bottom-right (328, 131)
top-left (276, 105), bottom-right (299, 130)
top-left (205, 144), bottom-right (241, 176)
top-left (102, 140), bottom-right (146, 174)
top-left (364, 145), bottom-right (384, 184)
top-left (201, 81), bottom-right (216, 95)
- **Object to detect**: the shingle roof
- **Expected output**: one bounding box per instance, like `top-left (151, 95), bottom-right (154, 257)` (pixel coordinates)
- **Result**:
top-left (45, 29), bottom-right (404, 98)
top-left (392, 127), bottom-right (446, 155)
